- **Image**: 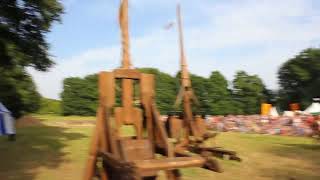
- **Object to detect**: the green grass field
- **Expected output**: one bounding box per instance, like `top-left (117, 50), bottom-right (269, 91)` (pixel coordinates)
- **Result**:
top-left (1, 115), bottom-right (320, 180)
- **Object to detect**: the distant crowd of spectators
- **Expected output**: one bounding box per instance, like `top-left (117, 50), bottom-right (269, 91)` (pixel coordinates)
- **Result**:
top-left (206, 114), bottom-right (320, 137)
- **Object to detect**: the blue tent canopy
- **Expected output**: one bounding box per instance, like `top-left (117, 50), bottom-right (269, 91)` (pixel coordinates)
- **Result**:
top-left (0, 102), bottom-right (10, 113)
top-left (0, 102), bottom-right (15, 136)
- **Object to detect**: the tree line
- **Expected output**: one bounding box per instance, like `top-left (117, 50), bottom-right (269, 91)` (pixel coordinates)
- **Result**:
top-left (61, 68), bottom-right (270, 116)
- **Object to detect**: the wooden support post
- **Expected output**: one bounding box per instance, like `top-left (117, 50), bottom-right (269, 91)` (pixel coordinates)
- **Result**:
top-left (141, 74), bottom-right (155, 146)
top-left (83, 107), bottom-right (109, 180)
top-left (83, 125), bottom-right (98, 180)
top-left (100, 72), bottom-right (121, 158)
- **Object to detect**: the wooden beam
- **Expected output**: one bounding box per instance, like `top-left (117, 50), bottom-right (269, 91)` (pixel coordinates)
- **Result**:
top-left (134, 157), bottom-right (205, 171)
top-left (114, 69), bottom-right (141, 79)
top-left (99, 72), bottom-right (115, 108)
top-left (140, 74), bottom-right (155, 149)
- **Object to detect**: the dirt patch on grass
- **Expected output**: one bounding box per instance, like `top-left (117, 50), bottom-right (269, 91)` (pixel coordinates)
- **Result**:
top-left (16, 115), bottom-right (96, 128)
top-left (16, 116), bottom-right (43, 128)
top-left (49, 120), bottom-right (96, 128)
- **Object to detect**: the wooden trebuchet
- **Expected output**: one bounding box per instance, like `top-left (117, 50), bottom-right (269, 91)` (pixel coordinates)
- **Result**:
top-left (83, 1), bottom-right (210, 179)
top-left (165, 4), bottom-right (241, 173)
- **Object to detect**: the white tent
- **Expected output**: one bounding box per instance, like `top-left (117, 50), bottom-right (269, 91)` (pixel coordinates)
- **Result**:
top-left (269, 107), bottom-right (279, 118)
top-left (304, 98), bottom-right (320, 115)
top-left (283, 111), bottom-right (294, 117)
top-left (0, 102), bottom-right (16, 136)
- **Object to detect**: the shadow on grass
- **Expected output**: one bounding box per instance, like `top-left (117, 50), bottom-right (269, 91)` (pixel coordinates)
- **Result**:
top-left (0, 123), bottom-right (87, 180)
top-left (267, 142), bottom-right (320, 165)
top-left (281, 143), bottom-right (320, 151)
top-left (259, 167), bottom-right (320, 180)
top-left (260, 141), bottom-right (320, 179)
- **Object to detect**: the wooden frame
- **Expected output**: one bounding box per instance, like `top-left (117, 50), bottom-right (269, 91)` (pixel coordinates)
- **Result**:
top-left (84, 69), bottom-right (209, 180)
top-left (164, 4), bottom-right (241, 173)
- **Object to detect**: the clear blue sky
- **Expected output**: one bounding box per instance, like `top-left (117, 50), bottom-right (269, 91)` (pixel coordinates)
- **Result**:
top-left (29, 0), bottom-right (320, 99)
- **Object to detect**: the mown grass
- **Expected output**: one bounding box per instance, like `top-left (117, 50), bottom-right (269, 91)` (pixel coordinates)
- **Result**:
top-left (31, 114), bottom-right (96, 122)
top-left (0, 115), bottom-right (320, 180)
top-left (0, 125), bottom-right (92, 180)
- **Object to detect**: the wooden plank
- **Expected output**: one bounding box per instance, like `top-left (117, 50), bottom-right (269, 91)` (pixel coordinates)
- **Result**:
top-left (97, 109), bottom-right (113, 179)
top-left (140, 74), bottom-right (155, 145)
top-left (118, 139), bottom-right (154, 161)
top-left (114, 69), bottom-right (141, 79)
top-left (132, 107), bottom-right (143, 139)
top-left (99, 72), bottom-right (120, 158)
top-left (114, 107), bottom-right (123, 138)
top-left (98, 72), bottom-right (113, 153)
top-left (83, 107), bottom-right (110, 180)
top-left (121, 78), bottom-right (133, 125)
top-left (99, 152), bottom-right (138, 179)
top-left (134, 156), bottom-right (205, 171)
top-left (99, 72), bottom-right (115, 108)
top-left (97, 107), bottom-right (108, 152)
top-left (83, 126), bottom-right (99, 180)
top-left (168, 116), bottom-right (183, 139)
top-left (151, 103), bottom-right (174, 157)
top-left (140, 74), bottom-right (155, 104)
top-left (182, 92), bottom-right (193, 139)
top-left (195, 115), bottom-right (207, 137)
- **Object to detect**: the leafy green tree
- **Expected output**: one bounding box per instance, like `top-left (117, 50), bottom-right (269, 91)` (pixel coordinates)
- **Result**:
top-left (278, 48), bottom-right (320, 109)
top-left (37, 98), bottom-right (61, 115)
top-left (0, 0), bottom-right (63, 117)
top-left (61, 75), bottom-right (98, 116)
top-left (232, 71), bottom-right (266, 114)
top-left (60, 68), bottom-right (273, 116)
top-left (0, 67), bottom-right (40, 117)
top-left (189, 74), bottom-right (210, 114)
top-left (0, 0), bottom-right (63, 70)
top-left (207, 71), bottom-right (235, 115)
